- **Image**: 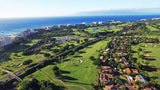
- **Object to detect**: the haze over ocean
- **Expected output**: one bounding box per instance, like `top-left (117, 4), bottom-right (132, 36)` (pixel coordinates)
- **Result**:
top-left (0, 15), bottom-right (160, 37)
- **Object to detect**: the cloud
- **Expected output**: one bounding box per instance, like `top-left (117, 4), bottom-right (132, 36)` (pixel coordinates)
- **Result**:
top-left (74, 8), bottom-right (160, 16)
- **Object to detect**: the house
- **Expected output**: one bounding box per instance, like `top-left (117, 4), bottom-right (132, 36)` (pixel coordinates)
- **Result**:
top-left (20, 29), bottom-right (31, 37)
top-left (99, 56), bottom-right (104, 60)
top-left (126, 76), bottom-right (134, 84)
top-left (106, 48), bottom-right (111, 52)
top-left (100, 74), bottom-right (113, 82)
top-left (144, 87), bottom-right (152, 90)
top-left (118, 52), bottom-right (127, 56)
top-left (120, 57), bottom-right (127, 62)
top-left (131, 69), bottom-right (139, 73)
top-left (113, 68), bottom-right (117, 72)
top-left (123, 68), bottom-right (131, 73)
top-left (124, 62), bottom-right (129, 65)
top-left (103, 85), bottom-right (116, 90)
top-left (135, 75), bottom-right (147, 83)
top-left (102, 66), bottom-right (112, 72)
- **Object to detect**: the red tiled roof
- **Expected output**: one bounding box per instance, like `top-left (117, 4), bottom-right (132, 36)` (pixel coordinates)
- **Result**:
top-left (100, 56), bottom-right (104, 60)
top-left (131, 69), bottom-right (139, 73)
top-left (124, 68), bottom-right (131, 73)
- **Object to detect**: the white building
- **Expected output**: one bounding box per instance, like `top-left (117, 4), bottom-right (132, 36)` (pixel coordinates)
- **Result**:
top-left (152, 18), bottom-right (160, 20)
top-left (0, 36), bottom-right (13, 48)
top-left (98, 21), bottom-right (103, 25)
top-left (31, 30), bottom-right (38, 34)
top-left (82, 22), bottom-right (86, 25)
top-left (67, 24), bottom-right (72, 27)
top-left (93, 22), bottom-right (97, 25)
top-left (20, 29), bottom-right (31, 37)
top-left (8, 35), bottom-right (19, 41)
top-left (141, 19), bottom-right (147, 21)
top-left (43, 26), bottom-right (52, 30)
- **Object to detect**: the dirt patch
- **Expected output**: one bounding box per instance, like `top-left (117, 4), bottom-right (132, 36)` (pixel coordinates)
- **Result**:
top-left (144, 53), bottom-right (150, 57)
top-left (144, 44), bottom-right (148, 47)
top-left (156, 70), bottom-right (160, 73)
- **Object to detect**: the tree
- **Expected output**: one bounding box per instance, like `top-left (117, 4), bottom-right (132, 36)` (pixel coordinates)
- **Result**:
top-left (44, 53), bottom-right (51, 58)
top-left (23, 59), bottom-right (33, 65)
top-left (84, 38), bottom-right (89, 42)
top-left (121, 85), bottom-right (126, 90)
top-left (93, 59), bottom-right (101, 66)
top-left (53, 49), bottom-right (59, 53)
top-left (53, 66), bottom-right (59, 71)
top-left (77, 40), bottom-right (80, 43)
top-left (139, 55), bottom-right (145, 59)
top-left (90, 56), bottom-right (96, 61)
top-left (18, 79), bottom-right (40, 90)
top-left (138, 47), bottom-right (142, 55)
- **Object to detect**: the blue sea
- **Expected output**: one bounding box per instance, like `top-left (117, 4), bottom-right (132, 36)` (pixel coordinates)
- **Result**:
top-left (0, 15), bottom-right (160, 37)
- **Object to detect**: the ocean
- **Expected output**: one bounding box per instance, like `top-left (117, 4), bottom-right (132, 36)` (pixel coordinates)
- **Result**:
top-left (0, 15), bottom-right (160, 37)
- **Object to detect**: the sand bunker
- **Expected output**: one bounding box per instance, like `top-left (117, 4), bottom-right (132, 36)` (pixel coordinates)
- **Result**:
top-left (144, 53), bottom-right (150, 57)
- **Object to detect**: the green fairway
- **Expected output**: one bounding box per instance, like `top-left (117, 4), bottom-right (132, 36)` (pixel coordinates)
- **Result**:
top-left (132, 43), bottom-right (160, 84)
top-left (23, 39), bottom-right (109, 90)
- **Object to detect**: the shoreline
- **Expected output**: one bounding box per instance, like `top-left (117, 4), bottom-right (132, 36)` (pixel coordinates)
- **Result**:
top-left (1, 15), bottom-right (160, 37)
top-left (0, 17), bottom-right (160, 48)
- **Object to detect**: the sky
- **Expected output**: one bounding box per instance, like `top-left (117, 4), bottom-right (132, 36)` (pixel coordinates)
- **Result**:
top-left (0, 0), bottom-right (160, 18)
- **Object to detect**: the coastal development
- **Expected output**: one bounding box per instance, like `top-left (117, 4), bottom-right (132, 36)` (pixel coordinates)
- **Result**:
top-left (0, 18), bottom-right (160, 90)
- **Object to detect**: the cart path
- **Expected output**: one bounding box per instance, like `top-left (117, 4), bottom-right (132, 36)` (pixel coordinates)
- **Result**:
top-left (0, 68), bottom-right (22, 82)
top-left (41, 69), bottom-right (88, 90)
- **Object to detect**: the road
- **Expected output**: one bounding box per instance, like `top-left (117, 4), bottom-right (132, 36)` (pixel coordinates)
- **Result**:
top-left (0, 68), bottom-right (22, 82)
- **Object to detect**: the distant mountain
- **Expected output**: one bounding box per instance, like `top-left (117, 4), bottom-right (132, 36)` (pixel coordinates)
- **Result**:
top-left (75, 8), bottom-right (160, 16)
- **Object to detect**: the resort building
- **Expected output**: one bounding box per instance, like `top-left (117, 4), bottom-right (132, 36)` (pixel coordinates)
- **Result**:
top-left (93, 22), bottom-right (97, 25)
top-left (67, 24), bottom-right (72, 28)
top-left (141, 19), bottom-right (147, 21)
top-left (0, 36), bottom-right (13, 48)
top-left (98, 21), bottom-right (103, 25)
top-left (152, 18), bottom-right (160, 21)
top-left (20, 29), bottom-right (31, 37)
top-left (82, 22), bottom-right (86, 25)
top-left (43, 26), bottom-right (52, 30)
top-left (8, 35), bottom-right (19, 41)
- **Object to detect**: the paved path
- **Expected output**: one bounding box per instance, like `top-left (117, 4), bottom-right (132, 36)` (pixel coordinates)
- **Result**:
top-left (0, 68), bottom-right (22, 82)
top-left (41, 69), bottom-right (88, 90)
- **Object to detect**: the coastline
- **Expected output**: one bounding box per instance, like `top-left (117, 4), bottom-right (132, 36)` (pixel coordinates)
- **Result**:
top-left (0, 17), bottom-right (160, 48)
top-left (1, 15), bottom-right (160, 37)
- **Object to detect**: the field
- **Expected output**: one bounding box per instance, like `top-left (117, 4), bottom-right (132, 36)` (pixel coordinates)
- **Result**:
top-left (23, 39), bottom-right (110, 90)
top-left (132, 43), bottom-right (160, 84)
top-left (0, 36), bottom-right (87, 79)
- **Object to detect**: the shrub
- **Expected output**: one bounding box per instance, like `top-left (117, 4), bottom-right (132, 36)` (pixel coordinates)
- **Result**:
top-left (23, 59), bottom-right (33, 65)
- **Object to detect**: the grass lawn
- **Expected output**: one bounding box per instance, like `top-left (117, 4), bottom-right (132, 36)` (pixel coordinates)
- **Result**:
top-left (132, 43), bottom-right (160, 84)
top-left (0, 37), bottom-right (82, 79)
top-left (85, 26), bottom-right (107, 33)
top-left (23, 39), bottom-right (110, 90)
